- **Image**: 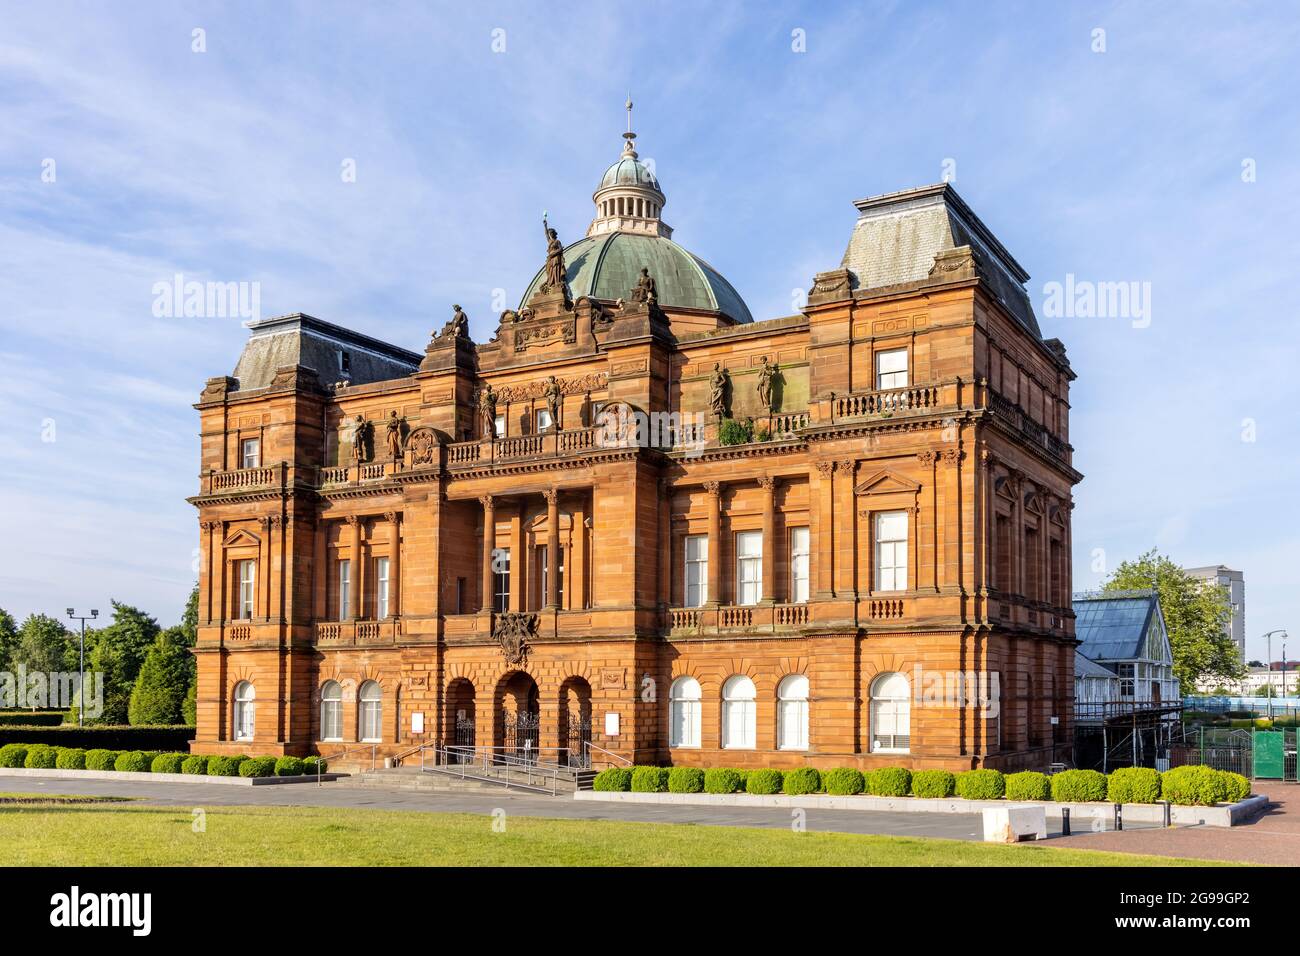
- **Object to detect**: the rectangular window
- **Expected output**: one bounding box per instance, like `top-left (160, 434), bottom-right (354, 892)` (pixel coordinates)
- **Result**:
top-left (536, 408), bottom-right (553, 432)
top-left (238, 559), bottom-right (256, 618)
top-left (1025, 528), bottom-right (1041, 600)
top-left (493, 414), bottom-right (506, 439)
top-left (338, 559), bottom-right (351, 621)
top-left (995, 514), bottom-right (1011, 590)
top-left (874, 511), bottom-right (908, 592)
top-left (875, 348), bottom-right (908, 390)
top-left (241, 437), bottom-right (260, 469)
top-left (684, 535), bottom-right (708, 607)
top-left (790, 527), bottom-right (810, 603)
top-left (735, 531), bottom-right (763, 606)
top-left (494, 549), bottom-right (511, 612)
top-left (375, 557), bottom-right (390, 619)
top-left (456, 577), bottom-right (466, 615)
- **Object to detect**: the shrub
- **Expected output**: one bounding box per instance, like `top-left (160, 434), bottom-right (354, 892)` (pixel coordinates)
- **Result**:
top-left (1004, 771), bottom-right (1051, 801)
top-left (630, 766), bottom-right (669, 792)
top-left (1222, 771), bottom-right (1251, 803)
top-left (55, 747), bottom-right (87, 770)
top-left (239, 756), bottom-right (277, 778)
top-left (23, 744), bottom-right (58, 769)
top-left (955, 769), bottom-right (1005, 800)
top-left (0, 744), bottom-right (29, 768)
top-left (1107, 767), bottom-right (1162, 804)
top-left (592, 767), bottom-right (633, 792)
top-left (302, 756), bottom-right (328, 775)
top-left (1050, 769), bottom-right (1108, 802)
top-left (84, 749), bottom-right (118, 771)
top-left (910, 769), bottom-right (956, 798)
top-left (667, 766), bottom-right (705, 793)
top-left (1161, 765), bottom-right (1232, 806)
top-left (866, 767), bottom-right (912, 797)
top-left (822, 767), bottom-right (865, 795)
top-left (180, 754), bottom-right (210, 775)
top-left (735, 769), bottom-right (751, 788)
top-left (114, 751), bottom-right (150, 773)
top-left (746, 768), bottom-right (783, 795)
top-left (0, 725), bottom-right (195, 750)
top-left (718, 418), bottom-right (754, 446)
top-left (0, 711), bottom-right (64, 727)
top-left (782, 767), bottom-right (822, 795)
top-left (207, 755), bottom-right (249, 777)
top-left (703, 768), bottom-right (743, 794)
top-left (151, 753), bottom-right (187, 774)
top-left (275, 756), bottom-right (306, 777)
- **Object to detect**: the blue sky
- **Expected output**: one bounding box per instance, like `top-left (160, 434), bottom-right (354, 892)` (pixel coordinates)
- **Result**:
top-left (1, 2), bottom-right (1296, 660)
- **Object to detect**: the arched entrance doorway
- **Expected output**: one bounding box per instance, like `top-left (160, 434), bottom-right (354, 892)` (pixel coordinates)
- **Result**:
top-left (495, 671), bottom-right (540, 762)
top-left (446, 678), bottom-right (476, 762)
top-left (559, 676), bottom-right (593, 767)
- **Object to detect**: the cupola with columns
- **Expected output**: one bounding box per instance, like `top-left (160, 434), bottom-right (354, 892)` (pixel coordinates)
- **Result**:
top-left (587, 98), bottom-right (671, 239)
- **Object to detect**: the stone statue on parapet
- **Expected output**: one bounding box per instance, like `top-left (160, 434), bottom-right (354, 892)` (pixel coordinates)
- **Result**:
top-left (478, 383), bottom-right (498, 439)
top-left (630, 266), bottom-right (657, 306)
top-left (709, 363), bottom-right (729, 420)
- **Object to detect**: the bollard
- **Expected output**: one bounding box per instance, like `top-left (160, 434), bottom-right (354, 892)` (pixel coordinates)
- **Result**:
top-left (1160, 800), bottom-right (1172, 828)
top-left (1061, 806), bottom-right (1071, 836)
top-left (1114, 802), bottom-right (1123, 831)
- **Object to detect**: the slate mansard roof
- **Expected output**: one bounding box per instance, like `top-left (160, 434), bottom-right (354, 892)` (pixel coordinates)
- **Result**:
top-left (840, 183), bottom-right (1043, 339)
top-left (230, 313), bottom-right (421, 392)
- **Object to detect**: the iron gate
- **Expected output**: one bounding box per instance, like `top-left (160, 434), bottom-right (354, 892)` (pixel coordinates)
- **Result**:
top-left (502, 710), bottom-right (540, 763)
top-left (452, 717), bottom-right (475, 763)
top-left (564, 718), bottom-right (592, 768)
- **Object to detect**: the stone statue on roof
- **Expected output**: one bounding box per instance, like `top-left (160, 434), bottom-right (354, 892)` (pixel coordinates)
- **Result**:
top-left (541, 217), bottom-right (568, 299)
top-left (757, 356), bottom-right (776, 413)
top-left (478, 383), bottom-right (497, 439)
top-left (630, 266), bottom-right (657, 306)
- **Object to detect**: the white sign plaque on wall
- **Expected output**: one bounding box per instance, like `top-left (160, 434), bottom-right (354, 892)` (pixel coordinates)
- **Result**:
top-left (604, 711), bottom-right (620, 737)
top-left (411, 711), bottom-right (425, 734)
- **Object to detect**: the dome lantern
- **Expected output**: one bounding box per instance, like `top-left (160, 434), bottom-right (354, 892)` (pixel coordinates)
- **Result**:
top-left (587, 98), bottom-right (672, 239)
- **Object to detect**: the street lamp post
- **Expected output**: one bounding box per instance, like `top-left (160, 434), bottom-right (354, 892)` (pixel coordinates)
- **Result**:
top-left (1263, 630), bottom-right (1288, 720)
top-left (65, 608), bottom-right (98, 726)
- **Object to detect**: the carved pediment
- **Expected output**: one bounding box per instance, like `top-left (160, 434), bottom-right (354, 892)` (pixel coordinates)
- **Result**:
top-left (854, 469), bottom-right (921, 497)
top-left (1024, 491), bottom-right (1045, 516)
top-left (222, 528), bottom-right (261, 548)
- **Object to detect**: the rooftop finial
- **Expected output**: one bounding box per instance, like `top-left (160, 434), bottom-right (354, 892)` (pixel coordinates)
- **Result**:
top-left (622, 94), bottom-right (637, 157)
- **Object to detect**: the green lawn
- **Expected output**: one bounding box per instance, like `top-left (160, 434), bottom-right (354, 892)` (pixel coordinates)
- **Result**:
top-left (0, 802), bottom-right (1228, 866)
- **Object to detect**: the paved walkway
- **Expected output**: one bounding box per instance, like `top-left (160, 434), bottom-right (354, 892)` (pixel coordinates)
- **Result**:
top-left (0, 775), bottom-right (984, 841)
top-left (1051, 784), bottom-right (1296, 865)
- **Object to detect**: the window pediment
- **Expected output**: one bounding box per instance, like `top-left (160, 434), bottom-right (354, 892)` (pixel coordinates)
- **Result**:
top-left (854, 470), bottom-right (920, 497)
top-left (223, 528), bottom-right (262, 548)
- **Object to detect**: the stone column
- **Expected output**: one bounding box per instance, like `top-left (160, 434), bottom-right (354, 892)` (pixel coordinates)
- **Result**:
top-left (814, 461), bottom-right (835, 599)
top-left (545, 489), bottom-right (561, 609)
top-left (704, 481), bottom-right (722, 605)
top-left (758, 477), bottom-right (777, 603)
top-left (836, 460), bottom-right (856, 598)
top-left (346, 515), bottom-right (362, 620)
top-left (479, 495), bottom-right (495, 613)
top-left (385, 511), bottom-right (402, 617)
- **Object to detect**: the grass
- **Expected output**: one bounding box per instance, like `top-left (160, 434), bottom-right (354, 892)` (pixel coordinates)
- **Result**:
top-left (0, 791), bottom-right (132, 805)
top-left (0, 802), bottom-right (1230, 866)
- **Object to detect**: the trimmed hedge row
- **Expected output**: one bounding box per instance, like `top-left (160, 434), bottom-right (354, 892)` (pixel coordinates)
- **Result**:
top-left (0, 742), bottom-right (328, 777)
top-left (586, 764), bottom-right (1254, 806)
top-left (0, 725), bottom-right (195, 750)
top-left (0, 711), bottom-right (66, 727)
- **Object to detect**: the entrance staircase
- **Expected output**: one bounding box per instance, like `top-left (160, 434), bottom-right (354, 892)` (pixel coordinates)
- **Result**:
top-left (339, 743), bottom-right (618, 796)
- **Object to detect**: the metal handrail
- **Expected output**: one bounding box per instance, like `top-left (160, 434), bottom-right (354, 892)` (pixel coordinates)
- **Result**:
top-left (419, 744), bottom-right (567, 795)
top-left (583, 740), bottom-right (632, 768)
top-left (314, 743), bottom-right (378, 785)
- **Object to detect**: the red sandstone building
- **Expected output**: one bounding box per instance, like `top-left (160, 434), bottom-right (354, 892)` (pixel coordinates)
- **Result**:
top-left (190, 123), bottom-right (1081, 772)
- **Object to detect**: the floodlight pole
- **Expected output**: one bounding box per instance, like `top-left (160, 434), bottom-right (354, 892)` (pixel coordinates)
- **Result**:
top-left (66, 608), bottom-right (99, 726)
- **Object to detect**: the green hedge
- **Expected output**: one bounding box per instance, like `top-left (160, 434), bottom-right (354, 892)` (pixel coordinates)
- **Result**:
top-left (910, 769), bottom-right (956, 798)
top-left (240, 756), bottom-right (277, 778)
top-left (0, 725), bottom-right (194, 750)
top-left (866, 767), bottom-right (912, 797)
top-left (55, 747), bottom-right (87, 770)
top-left (151, 753), bottom-right (187, 774)
top-left (703, 767), bottom-right (743, 794)
top-left (591, 767), bottom-right (631, 791)
top-left (823, 767), bottom-right (864, 795)
top-left (0, 711), bottom-right (65, 727)
top-left (1159, 765), bottom-right (1247, 806)
top-left (0, 744), bottom-right (29, 768)
top-left (667, 766), bottom-right (705, 793)
top-left (955, 769), bottom-right (1005, 800)
top-left (1107, 767), bottom-right (1162, 804)
top-left (114, 751), bottom-right (150, 773)
top-left (630, 766), bottom-right (669, 792)
top-left (180, 755), bottom-right (210, 775)
top-left (303, 756), bottom-right (328, 775)
top-left (85, 749), bottom-right (118, 771)
top-left (1222, 771), bottom-right (1251, 803)
top-left (745, 768), bottom-right (783, 795)
top-left (782, 767), bottom-right (822, 795)
top-left (207, 755), bottom-right (249, 777)
top-left (275, 756), bottom-right (306, 777)
top-left (23, 744), bottom-right (58, 769)
top-left (1005, 771), bottom-right (1051, 801)
top-left (1050, 769), bottom-right (1107, 802)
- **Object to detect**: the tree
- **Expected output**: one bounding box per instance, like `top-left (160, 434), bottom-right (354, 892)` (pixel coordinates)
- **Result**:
top-left (179, 583), bottom-right (198, 646)
top-left (11, 614), bottom-right (74, 674)
top-left (1102, 549), bottom-right (1244, 689)
top-left (128, 626), bottom-right (193, 725)
top-left (182, 680), bottom-right (197, 725)
top-left (84, 602), bottom-right (161, 724)
top-left (0, 609), bottom-right (18, 675)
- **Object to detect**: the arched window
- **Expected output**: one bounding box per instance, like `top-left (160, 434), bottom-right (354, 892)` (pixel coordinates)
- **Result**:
top-left (870, 671), bottom-right (910, 753)
top-left (320, 681), bottom-right (342, 742)
top-left (669, 676), bottom-right (701, 748)
top-left (233, 681), bottom-right (255, 741)
top-left (358, 680), bottom-right (382, 743)
top-left (777, 674), bottom-right (810, 751)
top-left (721, 675), bottom-right (756, 749)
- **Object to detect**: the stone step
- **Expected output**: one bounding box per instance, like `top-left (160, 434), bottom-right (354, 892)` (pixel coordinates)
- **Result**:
top-left (345, 767), bottom-right (577, 794)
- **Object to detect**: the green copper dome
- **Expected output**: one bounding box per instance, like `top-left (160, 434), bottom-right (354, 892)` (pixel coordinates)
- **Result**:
top-left (600, 156), bottom-right (660, 190)
top-left (521, 232), bottom-right (753, 324)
